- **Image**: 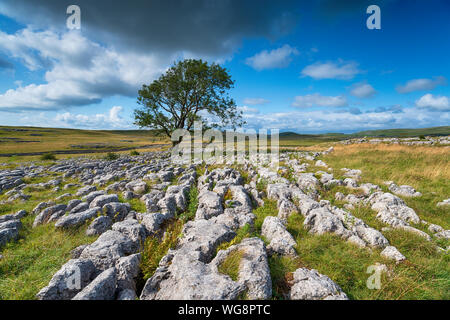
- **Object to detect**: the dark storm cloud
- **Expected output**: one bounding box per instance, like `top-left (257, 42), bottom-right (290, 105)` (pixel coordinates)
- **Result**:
top-left (0, 0), bottom-right (300, 56)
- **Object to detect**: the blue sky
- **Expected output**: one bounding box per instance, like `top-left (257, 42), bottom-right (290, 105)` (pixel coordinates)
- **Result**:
top-left (0, 0), bottom-right (448, 133)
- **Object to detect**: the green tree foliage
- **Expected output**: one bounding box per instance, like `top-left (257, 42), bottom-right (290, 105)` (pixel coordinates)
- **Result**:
top-left (134, 59), bottom-right (244, 144)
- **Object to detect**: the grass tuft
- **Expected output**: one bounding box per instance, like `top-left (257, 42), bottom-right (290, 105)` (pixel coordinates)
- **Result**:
top-left (217, 249), bottom-right (245, 281)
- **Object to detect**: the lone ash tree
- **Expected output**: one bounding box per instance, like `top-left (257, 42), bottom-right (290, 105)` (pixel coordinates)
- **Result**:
top-left (134, 59), bottom-right (245, 146)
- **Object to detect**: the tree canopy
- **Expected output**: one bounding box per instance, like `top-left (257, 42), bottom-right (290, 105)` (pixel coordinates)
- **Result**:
top-left (134, 59), bottom-right (244, 143)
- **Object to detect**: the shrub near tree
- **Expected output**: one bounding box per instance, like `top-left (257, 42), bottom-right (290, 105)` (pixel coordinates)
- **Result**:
top-left (134, 59), bottom-right (245, 146)
top-left (40, 153), bottom-right (56, 161)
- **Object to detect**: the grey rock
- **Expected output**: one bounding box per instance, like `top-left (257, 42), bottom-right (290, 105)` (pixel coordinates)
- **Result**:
top-left (71, 244), bottom-right (89, 259)
top-left (304, 207), bottom-right (348, 238)
top-left (369, 192), bottom-right (421, 225)
top-left (428, 224), bottom-right (444, 233)
top-left (81, 190), bottom-right (106, 205)
top-left (76, 185), bottom-right (97, 197)
top-left (125, 180), bottom-right (147, 194)
top-left (267, 183), bottom-right (291, 201)
top-left (289, 268), bottom-right (348, 300)
top-left (116, 253), bottom-right (141, 291)
top-left (335, 192), bottom-right (345, 201)
top-left (195, 190), bottom-right (223, 220)
top-left (297, 173), bottom-right (319, 192)
top-left (437, 199), bottom-right (450, 207)
top-left (261, 216), bottom-right (296, 256)
top-left (79, 230), bottom-right (136, 271)
top-left (72, 267), bottom-right (117, 300)
top-left (387, 182), bottom-right (422, 197)
top-left (359, 183), bottom-right (381, 195)
top-left (381, 246), bottom-right (406, 262)
top-left (103, 202), bottom-right (131, 222)
top-left (33, 204), bottom-right (67, 227)
top-left (0, 210), bottom-right (26, 223)
top-left (315, 160), bottom-right (327, 167)
top-left (55, 193), bottom-right (72, 201)
top-left (89, 194), bottom-right (119, 209)
top-left (139, 212), bottom-right (168, 236)
top-left (69, 202), bottom-right (89, 215)
top-left (0, 227), bottom-right (20, 247)
top-left (36, 259), bottom-right (96, 300)
top-left (277, 199), bottom-right (297, 220)
top-left (343, 178), bottom-right (359, 188)
top-left (117, 289), bottom-right (137, 300)
top-left (122, 191), bottom-right (136, 200)
top-left (157, 195), bottom-right (177, 217)
top-left (111, 219), bottom-right (147, 252)
top-left (55, 207), bottom-right (101, 229)
top-left (435, 230), bottom-right (450, 240)
top-left (32, 201), bottom-right (53, 215)
top-left (212, 237), bottom-right (272, 300)
top-left (295, 194), bottom-right (320, 217)
top-left (86, 216), bottom-right (113, 236)
top-left (140, 189), bottom-right (165, 212)
top-left (66, 199), bottom-right (82, 212)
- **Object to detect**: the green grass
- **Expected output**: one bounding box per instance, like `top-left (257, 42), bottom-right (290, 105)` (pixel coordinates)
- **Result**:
top-left (283, 212), bottom-right (450, 300)
top-left (0, 215), bottom-right (97, 300)
top-left (130, 150), bottom-right (140, 156)
top-left (140, 186), bottom-right (199, 280)
top-left (0, 176), bottom-right (97, 300)
top-left (0, 125), bottom-right (168, 156)
top-left (321, 144), bottom-right (450, 229)
top-left (140, 219), bottom-right (184, 280)
top-left (268, 255), bottom-right (303, 299)
top-left (125, 197), bottom-right (147, 213)
top-left (217, 249), bottom-right (245, 281)
top-left (216, 224), bottom-right (255, 253)
top-left (104, 152), bottom-right (119, 161)
top-left (181, 186), bottom-right (199, 222)
top-left (253, 199), bottom-right (278, 232)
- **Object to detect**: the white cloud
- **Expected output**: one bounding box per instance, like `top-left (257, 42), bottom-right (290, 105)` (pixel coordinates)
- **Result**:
top-left (301, 60), bottom-right (361, 80)
top-left (54, 106), bottom-right (132, 129)
top-left (415, 93), bottom-right (450, 111)
top-left (242, 98), bottom-right (269, 105)
top-left (237, 106), bottom-right (260, 114)
top-left (245, 44), bottom-right (298, 71)
top-left (396, 76), bottom-right (446, 93)
top-left (0, 29), bottom-right (174, 110)
top-left (350, 82), bottom-right (376, 98)
top-left (239, 107), bottom-right (449, 133)
top-left (292, 93), bottom-right (347, 108)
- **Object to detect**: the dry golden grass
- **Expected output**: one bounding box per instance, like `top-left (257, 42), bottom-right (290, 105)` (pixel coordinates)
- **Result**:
top-left (322, 143), bottom-right (450, 229)
top-left (329, 144), bottom-right (450, 184)
top-left (0, 126), bottom-right (168, 155)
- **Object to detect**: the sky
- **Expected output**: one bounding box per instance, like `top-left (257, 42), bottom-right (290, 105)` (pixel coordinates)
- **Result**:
top-left (0, 0), bottom-right (449, 133)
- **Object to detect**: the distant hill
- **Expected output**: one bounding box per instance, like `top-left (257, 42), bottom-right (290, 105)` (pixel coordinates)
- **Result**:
top-left (350, 126), bottom-right (450, 138)
top-left (278, 126), bottom-right (450, 139)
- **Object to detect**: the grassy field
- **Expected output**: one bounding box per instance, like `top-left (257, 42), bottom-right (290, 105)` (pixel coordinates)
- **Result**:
top-left (0, 126), bottom-right (448, 300)
top-left (352, 126), bottom-right (450, 137)
top-left (0, 126), bottom-right (168, 156)
top-left (319, 144), bottom-right (450, 229)
top-left (1, 125), bottom-right (448, 158)
top-left (0, 175), bottom-right (98, 299)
